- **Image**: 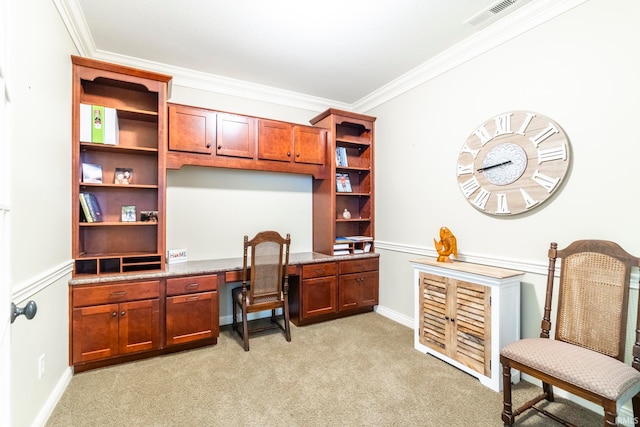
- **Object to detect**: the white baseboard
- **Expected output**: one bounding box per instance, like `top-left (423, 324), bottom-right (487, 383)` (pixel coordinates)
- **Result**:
top-left (374, 305), bottom-right (413, 329)
top-left (33, 366), bottom-right (73, 427)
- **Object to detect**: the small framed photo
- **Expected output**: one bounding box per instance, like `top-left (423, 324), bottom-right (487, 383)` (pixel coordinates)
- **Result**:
top-left (82, 163), bottom-right (103, 183)
top-left (114, 168), bottom-right (133, 185)
top-left (121, 205), bottom-right (136, 222)
top-left (336, 173), bottom-right (352, 192)
top-left (140, 210), bottom-right (158, 222)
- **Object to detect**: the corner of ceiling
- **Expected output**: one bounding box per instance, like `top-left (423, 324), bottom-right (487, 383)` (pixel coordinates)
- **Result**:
top-left (352, 0), bottom-right (588, 113)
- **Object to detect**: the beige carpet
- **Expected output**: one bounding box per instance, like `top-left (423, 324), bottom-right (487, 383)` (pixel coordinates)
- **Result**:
top-left (46, 312), bottom-right (604, 426)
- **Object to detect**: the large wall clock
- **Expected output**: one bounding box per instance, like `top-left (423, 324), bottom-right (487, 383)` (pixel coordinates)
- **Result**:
top-left (457, 111), bottom-right (571, 216)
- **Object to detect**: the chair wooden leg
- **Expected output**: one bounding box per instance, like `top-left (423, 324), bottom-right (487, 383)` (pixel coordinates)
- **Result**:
top-left (284, 301), bottom-right (291, 342)
top-left (242, 311), bottom-right (249, 351)
top-left (501, 361), bottom-right (515, 426)
top-left (603, 404), bottom-right (617, 427)
top-left (543, 382), bottom-right (555, 402)
top-left (271, 309), bottom-right (276, 323)
top-left (633, 393), bottom-right (640, 425)
top-left (232, 297), bottom-right (238, 331)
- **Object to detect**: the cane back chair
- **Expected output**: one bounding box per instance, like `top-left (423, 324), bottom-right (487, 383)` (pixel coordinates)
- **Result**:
top-left (500, 240), bottom-right (640, 426)
top-left (232, 230), bottom-right (291, 351)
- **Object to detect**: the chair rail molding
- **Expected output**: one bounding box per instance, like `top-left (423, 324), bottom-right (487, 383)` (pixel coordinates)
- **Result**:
top-left (12, 259), bottom-right (73, 304)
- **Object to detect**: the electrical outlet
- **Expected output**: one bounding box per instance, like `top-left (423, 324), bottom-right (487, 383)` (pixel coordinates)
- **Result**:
top-left (38, 354), bottom-right (45, 379)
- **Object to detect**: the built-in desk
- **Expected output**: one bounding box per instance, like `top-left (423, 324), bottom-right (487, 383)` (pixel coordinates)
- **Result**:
top-left (69, 252), bottom-right (379, 372)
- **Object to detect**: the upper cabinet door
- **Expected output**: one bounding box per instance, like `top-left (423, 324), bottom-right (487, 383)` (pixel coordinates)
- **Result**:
top-left (258, 119), bottom-right (292, 162)
top-left (216, 113), bottom-right (256, 159)
top-left (294, 126), bottom-right (326, 165)
top-left (168, 104), bottom-right (215, 155)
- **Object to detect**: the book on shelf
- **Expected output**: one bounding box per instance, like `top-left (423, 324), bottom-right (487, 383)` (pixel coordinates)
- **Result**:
top-left (336, 146), bottom-right (348, 167)
top-left (91, 105), bottom-right (105, 143)
top-left (103, 107), bottom-right (119, 145)
top-left (333, 243), bottom-right (351, 250)
top-left (79, 192), bottom-right (103, 222)
top-left (79, 104), bottom-right (92, 142)
top-left (79, 193), bottom-right (93, 223)
top-left (345, 235), bottom-right (373, 242)
top-left (82, 163), bottom-right (103, 183)
top-left (336, 173), bottom-right (352, 192)
top-left (334, 250), bottom-right (351, 255)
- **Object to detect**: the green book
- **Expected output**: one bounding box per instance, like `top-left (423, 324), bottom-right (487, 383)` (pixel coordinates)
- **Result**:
top-left (91, 105), bottom-right (105, 143)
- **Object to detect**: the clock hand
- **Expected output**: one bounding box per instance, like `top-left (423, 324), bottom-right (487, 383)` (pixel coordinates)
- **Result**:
top-left (477, 160), bottom-right (512, 172)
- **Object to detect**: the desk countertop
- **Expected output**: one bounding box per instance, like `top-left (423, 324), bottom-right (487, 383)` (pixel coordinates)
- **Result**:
top-left (69, 251), bottom-right (380, 285)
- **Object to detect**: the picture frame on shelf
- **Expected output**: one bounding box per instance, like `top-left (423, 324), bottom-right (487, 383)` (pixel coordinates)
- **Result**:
top-left (114, 168), bottom-right (133, 185)
top-left (336, 173), bottom-right (352, 192)
top-left (140, 210), bottom-right (158, 222)
top-left (121, 205), bottom-right (136, 222)
top-left (82, 163), bottom-right (103, 183)
top-left (336, 147), bottom-right (348, 167)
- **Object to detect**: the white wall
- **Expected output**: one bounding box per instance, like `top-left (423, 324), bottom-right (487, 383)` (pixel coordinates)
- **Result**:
top-left (369, 0), bottom-right (640, 341)
top-left (9, 0), bottom-right (76, 425)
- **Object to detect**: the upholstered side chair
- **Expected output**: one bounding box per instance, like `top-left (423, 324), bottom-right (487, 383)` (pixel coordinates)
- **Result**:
top-left (500, 240), bottom-right (640, 426)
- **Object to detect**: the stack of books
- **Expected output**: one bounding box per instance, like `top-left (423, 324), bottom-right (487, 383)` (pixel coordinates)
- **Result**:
top-left (79, 192), bottom-right (103, 222)
top-left (333, 236), bottom-right (373, 255)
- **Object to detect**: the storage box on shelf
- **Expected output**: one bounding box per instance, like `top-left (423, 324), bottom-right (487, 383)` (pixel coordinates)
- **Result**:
top-left (310, 109), bottom-right (376, 256)
top-left (71, 56), bottom-right (171, 276)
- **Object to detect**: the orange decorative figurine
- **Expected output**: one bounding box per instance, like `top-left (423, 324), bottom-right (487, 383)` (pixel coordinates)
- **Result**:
top-left (434, 227), bottom-right (457, 263)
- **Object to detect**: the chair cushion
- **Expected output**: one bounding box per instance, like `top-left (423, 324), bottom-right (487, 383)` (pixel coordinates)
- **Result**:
top-left (501, 338), bottom-right (640, 401)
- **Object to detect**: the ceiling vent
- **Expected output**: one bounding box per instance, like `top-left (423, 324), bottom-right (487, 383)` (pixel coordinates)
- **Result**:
top-left (465, 0), bottom-right (533, 27)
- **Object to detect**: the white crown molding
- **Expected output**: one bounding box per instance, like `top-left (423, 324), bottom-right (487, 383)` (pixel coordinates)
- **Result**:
top-left (91, 50), bottom-right (351, 113)
top-left (52, 0), bottom-right (95, 57)
top-left (54, 0), bottom-right (588, 113)
top-left (352, 0), bottom-right (589, 112)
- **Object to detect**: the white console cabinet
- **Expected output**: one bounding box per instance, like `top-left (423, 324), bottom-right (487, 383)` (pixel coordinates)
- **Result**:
top-left (411, 258), bottom-right (523, 391)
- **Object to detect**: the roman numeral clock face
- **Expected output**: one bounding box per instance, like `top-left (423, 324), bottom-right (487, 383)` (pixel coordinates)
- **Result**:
top-left (457, 111), bottom-right (571, 216)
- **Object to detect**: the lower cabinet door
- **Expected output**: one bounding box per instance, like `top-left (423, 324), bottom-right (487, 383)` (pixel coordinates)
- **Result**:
top-left (301, 276), bottom-right (337, 319)
top-left (339, 271), bottom-right (379, 310)
top-left (72, 303), bottom-right (119, 363)
top-left (166, 291), bottom-right (219, 346)
top-left (118, 299), bottom-right (160, 355)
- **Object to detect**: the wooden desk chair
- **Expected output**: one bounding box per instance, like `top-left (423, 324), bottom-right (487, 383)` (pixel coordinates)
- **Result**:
top-left (232, 231), bottom-right (291, 351)
top-left (500, 240), bottom-right (640, 426)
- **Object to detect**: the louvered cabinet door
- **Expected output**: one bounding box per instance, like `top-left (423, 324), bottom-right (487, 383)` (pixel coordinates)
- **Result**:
top-left (418, 272), bottom-right (448, 352)
top-left (452, 281), bottom-right (491, 377)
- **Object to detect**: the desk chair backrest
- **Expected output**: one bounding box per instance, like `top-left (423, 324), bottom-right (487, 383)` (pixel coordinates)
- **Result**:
top-left (243, 230), bottom-right (290, 305)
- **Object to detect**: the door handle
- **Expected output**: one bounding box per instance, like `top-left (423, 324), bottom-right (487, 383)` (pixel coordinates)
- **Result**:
top-left (11, 301), bottom-right (37, 324)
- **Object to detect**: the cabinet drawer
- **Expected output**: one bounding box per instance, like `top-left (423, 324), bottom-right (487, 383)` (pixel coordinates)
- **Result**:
top-left (302, 262), bottom-right (336, 279)
top-left (339, 258), bottom-right (378, 275)
top-left (166, 274), bottom-right (218, 296)
top-left (73, 280), bottom-right (160, 307)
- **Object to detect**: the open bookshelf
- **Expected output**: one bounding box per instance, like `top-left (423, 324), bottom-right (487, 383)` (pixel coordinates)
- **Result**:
top-left (310, 109), bottom-right (375, 256)
top-left (71, 56), bottom-right (172, 276)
